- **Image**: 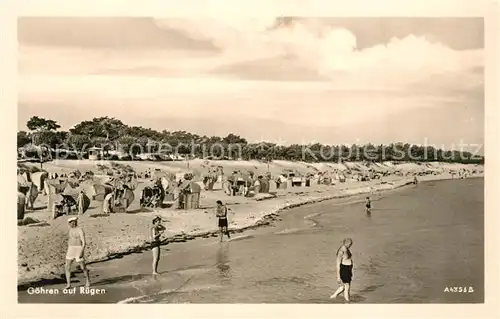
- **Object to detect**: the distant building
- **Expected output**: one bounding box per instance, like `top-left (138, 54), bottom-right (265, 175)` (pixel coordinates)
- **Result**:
top-left (88, 147), bottom-right (104, 161)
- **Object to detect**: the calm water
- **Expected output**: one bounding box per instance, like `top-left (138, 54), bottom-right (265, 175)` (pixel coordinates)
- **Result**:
top-left (19, 178), bottom-right (484, 303)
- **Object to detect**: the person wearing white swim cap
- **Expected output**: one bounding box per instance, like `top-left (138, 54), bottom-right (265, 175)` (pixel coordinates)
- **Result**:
top-left (65, 217), bottom-right (90, 289)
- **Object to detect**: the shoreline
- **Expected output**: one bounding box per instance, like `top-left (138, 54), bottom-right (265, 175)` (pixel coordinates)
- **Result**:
top-left (17, 172), bottom-right (483, 289)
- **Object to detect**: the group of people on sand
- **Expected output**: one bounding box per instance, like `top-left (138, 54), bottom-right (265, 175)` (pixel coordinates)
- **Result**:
top-left (64, 190), bottom-right (374, 302)
top-left (65, 198), bottom-right (233, 285)
top-left (51, 190), bottom-right (90, 220)
top-left (225, 171), bottom-right (271, 197)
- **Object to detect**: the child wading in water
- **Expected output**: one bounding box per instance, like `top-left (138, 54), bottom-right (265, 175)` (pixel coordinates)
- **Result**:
top-left (150, 216), bottom-right (165, 275)
top-left (216, 200), bottom-right (231, 242)
top-left (365, 196), bottom-right (371, 214)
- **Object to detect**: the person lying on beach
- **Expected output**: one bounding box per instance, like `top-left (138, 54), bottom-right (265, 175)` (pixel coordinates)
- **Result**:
top-left (330, 238), bottom-right (354, 302)
top-left (151, 216), bottom-right (166, 275)
top-left (216, 200), bottom-right (230, 242)
top-left (65, 217), bottom-right (90, 289)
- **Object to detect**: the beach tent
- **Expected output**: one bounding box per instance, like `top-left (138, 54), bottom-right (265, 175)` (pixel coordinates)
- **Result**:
top-left (259, 177), bottom-right (270, 193)
top-left (124, 174), bottom-right (139, 190)
top-left (22, 183), bottom-right (39, 209)
top-left (393, 163), bottom-right (424, 174)
top-left (68, 170), bottom-right (82, 179)
top-left (176, 179), bottom-right (199, 209)
top-left (20, 170), bottom-right (48, 195)
top-left (32, 171), bottom-right (49, 194)
top-left (369, 163), bottom-right (391, 172)
top-left (77, 192), bottom-right (91, 215)
top-left (185, 181), bottom-right (201, 209)
top-left (174, 170), bottom-right (197, 182)
top-left (113, 187), bottom-right (135, 212)
top-left (50, 193), bottom-right (81, 219)
top-left (91, 183), bottom-right (114, 201)
top-left (382, 161), bottom-right (396, 167)
top-left (328, 163), bottom-right (349, 171)
top-left (17, 174), bottom-right (29, 188)
top-left (152, 170), bottom-right (169, 180)
top-left (45, 179), bottom-right (69, 212)
top-left (92, 174), bottom-right (115, 186)
top-left (45, 179), bottom-right (68, 194)
top-left (17, 192), bottom-right (26, 220)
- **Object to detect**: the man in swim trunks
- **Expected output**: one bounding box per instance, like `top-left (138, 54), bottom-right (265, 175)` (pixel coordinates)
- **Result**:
top-left (330, 238), bottom-right (354, 302)
top-left (365, 196), bottom-right (371, 214)
top-left (151, 216), bottom-right (165, 275)
top-left (65, 217), bottom-right (90, 288)
top-left (216, 200), bottom-right (230, 242)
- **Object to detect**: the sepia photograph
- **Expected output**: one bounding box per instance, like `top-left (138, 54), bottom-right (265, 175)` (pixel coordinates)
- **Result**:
top-left (14, 12), bottom-right (490, 307)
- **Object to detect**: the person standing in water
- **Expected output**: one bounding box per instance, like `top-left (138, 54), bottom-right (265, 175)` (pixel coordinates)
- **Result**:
top-left (216, 200), bottom-right (231, 242)
top-left (330, 238), bottom-right (354, 302)
top-left (65, 217), bottom-right (90, 288)
top-left (365, 196), bottom-right (371, 214)
top-left (150, 216), bottom-right (165, 275)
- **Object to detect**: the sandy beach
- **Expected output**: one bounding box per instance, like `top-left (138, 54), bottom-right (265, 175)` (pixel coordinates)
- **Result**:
top-left (17, 159), bottom-right (483, 287)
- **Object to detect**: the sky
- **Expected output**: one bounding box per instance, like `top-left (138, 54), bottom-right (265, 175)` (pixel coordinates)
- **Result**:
top-left (18, 17), bottom-right (484, 151)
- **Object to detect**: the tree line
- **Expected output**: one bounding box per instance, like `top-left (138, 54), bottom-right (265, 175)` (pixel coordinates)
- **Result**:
top-left (17, 116), bottom-right (484, 164)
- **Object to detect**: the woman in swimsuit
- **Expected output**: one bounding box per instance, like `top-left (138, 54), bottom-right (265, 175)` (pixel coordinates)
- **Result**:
top-left (150, 216), bottom-right (165, 275)
top-left (330, 238), bottom-right (354, 302)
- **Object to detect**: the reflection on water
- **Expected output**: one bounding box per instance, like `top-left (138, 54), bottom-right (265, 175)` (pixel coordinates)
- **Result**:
top-left (215, 244), bottom-right (231, 283)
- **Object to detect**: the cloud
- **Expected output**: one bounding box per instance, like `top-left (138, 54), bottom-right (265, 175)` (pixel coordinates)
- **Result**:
top-left (18, 44), bottom-right (221, 76)
top-left (155, 17), bottom-right (483, 86)
top-left (18, 17), bottom-right (218, 51)
top-left (20, 17), bottom-right (483, 88)
top-left (18, 17), bottom-right (484, 146)
top-left (210, 56), bottom-right (330, 81)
